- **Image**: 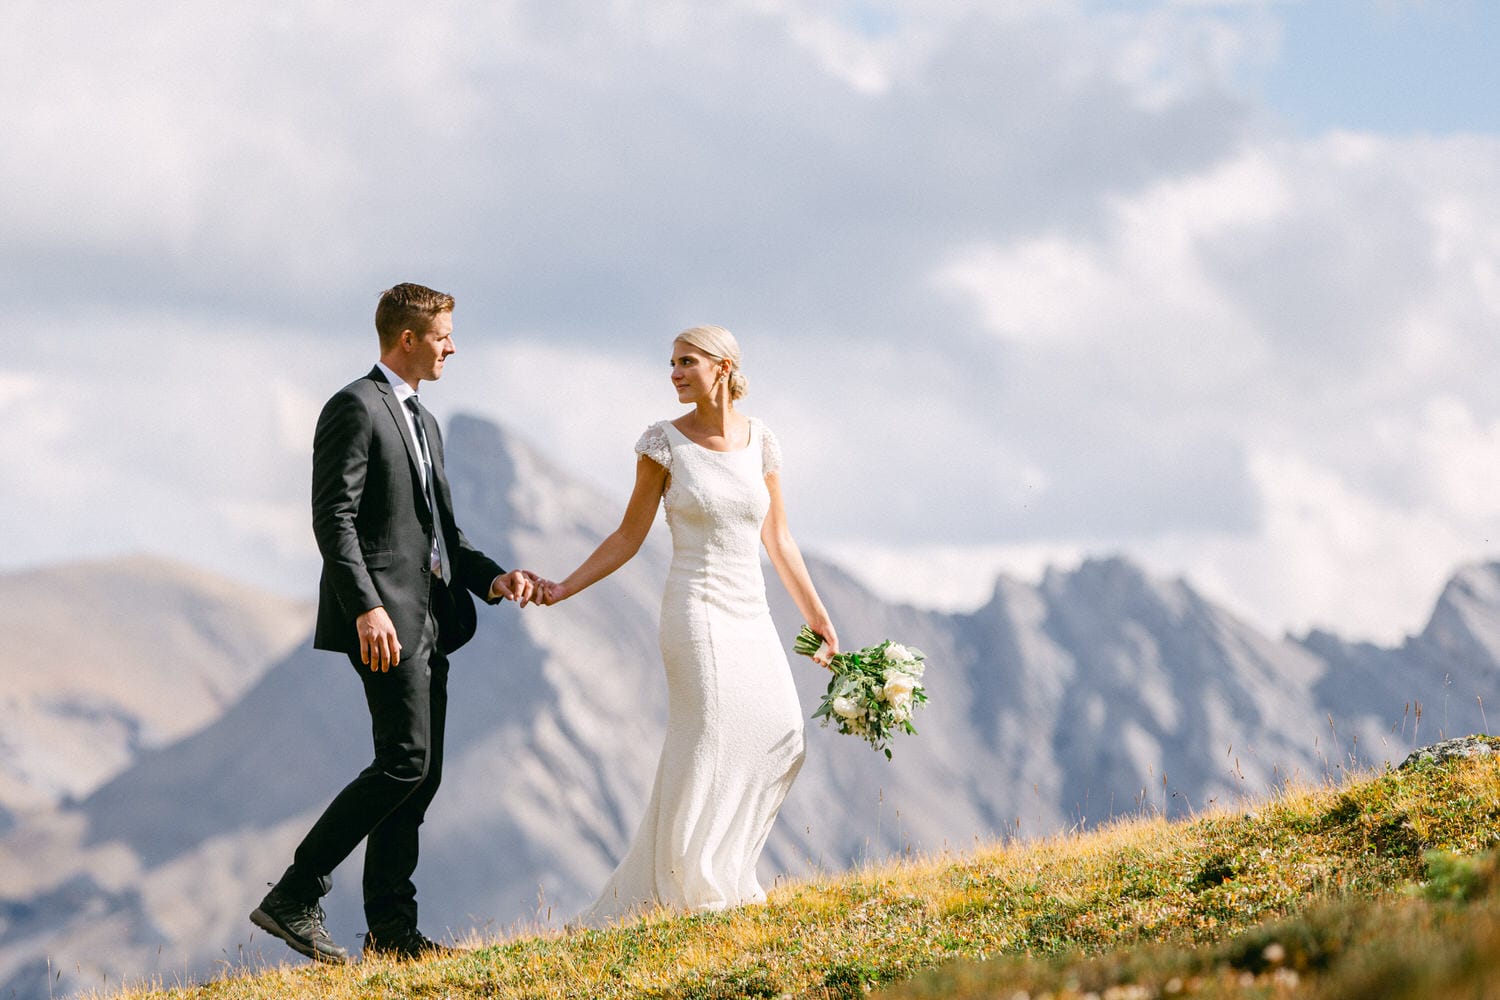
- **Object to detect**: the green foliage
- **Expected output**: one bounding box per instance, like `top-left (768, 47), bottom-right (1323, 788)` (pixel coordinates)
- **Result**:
top-left (1419, 848), bottom-right (1492, 903)
top-left (821, 957), bottom-right (887, 998)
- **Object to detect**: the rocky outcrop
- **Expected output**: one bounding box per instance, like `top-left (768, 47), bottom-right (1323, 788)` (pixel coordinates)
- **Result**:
top-left (1400, 735), bottom-right (1500, 770)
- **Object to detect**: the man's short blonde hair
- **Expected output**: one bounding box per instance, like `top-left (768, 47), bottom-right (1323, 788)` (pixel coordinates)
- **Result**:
top-left (376, 283), bottom-right (455, 350)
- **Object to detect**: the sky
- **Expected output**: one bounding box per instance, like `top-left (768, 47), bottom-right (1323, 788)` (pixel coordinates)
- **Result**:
top-left (5, 0), bottom-right (1499, 644)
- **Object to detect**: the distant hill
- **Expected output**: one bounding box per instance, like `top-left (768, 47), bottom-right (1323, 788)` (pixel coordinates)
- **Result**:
top-left (0, 555), bottom-right (312, 816)
top-left (2, 415), bottom-right (1498, 998)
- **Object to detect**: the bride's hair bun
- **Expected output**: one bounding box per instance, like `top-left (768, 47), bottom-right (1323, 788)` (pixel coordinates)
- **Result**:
top-left (676, 325), bottom-right (748, 400)
top-left (727, 369), bottom-right (748, 400)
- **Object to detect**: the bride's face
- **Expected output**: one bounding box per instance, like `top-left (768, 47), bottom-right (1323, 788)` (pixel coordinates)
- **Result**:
top-left (669, 340), bottom-right (723, 403)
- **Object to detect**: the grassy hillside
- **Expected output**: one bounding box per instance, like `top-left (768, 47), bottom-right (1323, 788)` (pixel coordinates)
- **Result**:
top-left (92, 741), bottom-right (1500, 1000)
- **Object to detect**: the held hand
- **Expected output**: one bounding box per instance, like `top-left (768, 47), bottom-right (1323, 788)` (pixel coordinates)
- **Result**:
top-left (357, 606), bottom-right (401, 672)
top-left (492, 570), bottom-right (538, 607)
top-left (520, 569), bottom-right (546, 603)
top-left (538, 579), bottom-right (571, 606)
top-left (521, 575), bottom-right (556, 607)
top-left (531, 579), bottom-right (556, 606)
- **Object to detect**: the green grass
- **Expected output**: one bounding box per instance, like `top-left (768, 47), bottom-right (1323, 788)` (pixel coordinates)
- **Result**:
top-left (93, 742), bottom-right (1500, 1000)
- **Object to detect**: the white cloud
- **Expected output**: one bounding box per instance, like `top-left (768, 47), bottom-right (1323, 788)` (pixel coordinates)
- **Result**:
top-left (3, 312), bottom-right (355, 592)
top-left (819, 539), bottom-right (1088, 611)
top-left (936, 146), bottom-right (1285, 364)
top-left (1163, 448), bottom-right (1488, 642)
top-left (907, 121), bottom-right (1500, 641)
top-left (749, 0), bottom-right (906, 94)
top-left (6, 2), bottom-right (1500, 643)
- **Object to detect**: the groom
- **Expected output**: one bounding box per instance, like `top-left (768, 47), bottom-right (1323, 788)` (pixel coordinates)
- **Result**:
top-left (251, 283), bottom-right (536, 963)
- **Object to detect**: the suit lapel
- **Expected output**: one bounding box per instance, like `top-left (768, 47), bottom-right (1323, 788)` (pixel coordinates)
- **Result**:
top-left (370, 366), bottom-right (425, 485)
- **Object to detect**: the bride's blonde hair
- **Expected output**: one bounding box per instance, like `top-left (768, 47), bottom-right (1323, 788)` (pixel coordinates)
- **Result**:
top-left (675, 325), bottom-right (748, 400)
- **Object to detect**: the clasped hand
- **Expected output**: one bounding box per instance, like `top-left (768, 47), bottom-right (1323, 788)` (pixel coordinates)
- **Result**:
top-left (490, 569), bottom-right (540, 606)
top-left (490, 570), bottom-right (567, 608)
top-left (525, 577), bottom-right (567, 607)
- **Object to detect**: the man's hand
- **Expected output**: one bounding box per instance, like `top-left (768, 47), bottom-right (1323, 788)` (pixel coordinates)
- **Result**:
top-left (491, 570), bottom-right (538, 607)
top-left (357, 606), bottom-right (401, 672)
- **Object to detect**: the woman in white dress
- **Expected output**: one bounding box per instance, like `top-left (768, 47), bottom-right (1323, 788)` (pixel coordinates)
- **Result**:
top-left (537, 325), bottom-right (839, 924)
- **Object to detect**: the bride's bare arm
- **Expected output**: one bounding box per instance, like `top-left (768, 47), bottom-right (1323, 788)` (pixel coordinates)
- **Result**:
top-left (543, 456), bottom-right (667, 603)
top-left (761, 471), bottom-right (839, 665)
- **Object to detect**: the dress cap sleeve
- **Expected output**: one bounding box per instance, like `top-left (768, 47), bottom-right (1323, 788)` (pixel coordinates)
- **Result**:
top-left (759, 421), bottom-right (783, 475)
top-left (635, 422), bottom-right (672, 470)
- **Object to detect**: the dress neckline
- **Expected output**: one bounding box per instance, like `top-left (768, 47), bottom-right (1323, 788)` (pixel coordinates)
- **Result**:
top-left (665, 417), bottom-right (757, 455)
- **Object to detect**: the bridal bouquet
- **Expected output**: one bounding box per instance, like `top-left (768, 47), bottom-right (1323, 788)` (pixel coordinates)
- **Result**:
top-left (794, 625), bottom-right (928, 760)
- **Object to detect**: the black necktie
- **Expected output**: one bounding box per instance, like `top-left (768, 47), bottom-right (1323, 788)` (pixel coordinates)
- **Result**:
top-left (405, 395), bottom-right (451, 582)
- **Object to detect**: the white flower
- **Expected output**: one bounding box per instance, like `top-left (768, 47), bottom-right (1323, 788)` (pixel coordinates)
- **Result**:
top-left (881, 670), bottom-right (918, 704)
top-left (883, 642), bottom-right (915, 664)
top-left (831, 696), bottom-right (864, 720)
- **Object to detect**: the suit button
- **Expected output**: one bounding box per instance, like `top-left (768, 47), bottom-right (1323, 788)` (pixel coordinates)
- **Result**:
top-left (420, 565), bottom-right (429, 575)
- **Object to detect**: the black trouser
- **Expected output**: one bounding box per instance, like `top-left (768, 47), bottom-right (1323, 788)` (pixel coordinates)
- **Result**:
top-left (276, 587), bottom-right (453, 933)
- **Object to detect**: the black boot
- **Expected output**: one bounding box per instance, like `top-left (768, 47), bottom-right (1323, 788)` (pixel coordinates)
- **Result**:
top-left (250, 887), bottom-right (349, 964)
top-left (363, 925), bottom-right (460, 960)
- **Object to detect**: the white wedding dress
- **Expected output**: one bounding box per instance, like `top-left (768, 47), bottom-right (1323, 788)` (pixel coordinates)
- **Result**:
top-left (582, 417), bottom-right (806, 925)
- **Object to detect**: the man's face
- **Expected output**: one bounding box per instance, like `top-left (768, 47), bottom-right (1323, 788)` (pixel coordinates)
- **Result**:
top-left (410, 311), bottom-right (455, 382)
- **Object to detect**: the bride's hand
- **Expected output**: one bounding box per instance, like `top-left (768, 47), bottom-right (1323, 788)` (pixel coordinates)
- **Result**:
top-left (537, 579), bottom-right (569, 606)
top-left (811, 621), bottom-right (839, 668)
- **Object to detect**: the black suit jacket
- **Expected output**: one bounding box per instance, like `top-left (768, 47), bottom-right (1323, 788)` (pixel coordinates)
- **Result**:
top-left (311, 366), bottom-right (504, 657)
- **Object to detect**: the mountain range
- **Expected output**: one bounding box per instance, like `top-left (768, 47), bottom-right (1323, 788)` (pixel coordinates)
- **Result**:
top-left (3, 414), bottom-right (1498, 998)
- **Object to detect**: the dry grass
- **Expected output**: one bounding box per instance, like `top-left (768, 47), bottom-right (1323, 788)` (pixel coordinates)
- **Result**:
top-left (88, 745), bottom-right (1500, 1000)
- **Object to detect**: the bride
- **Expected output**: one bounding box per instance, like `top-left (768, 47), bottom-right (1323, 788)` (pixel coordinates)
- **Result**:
top-left (537, 324), bottom-right (840, 924)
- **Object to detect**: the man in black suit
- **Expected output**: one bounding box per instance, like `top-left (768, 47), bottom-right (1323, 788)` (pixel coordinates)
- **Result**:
top-left (251, 283), bottom-right (535, 963)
